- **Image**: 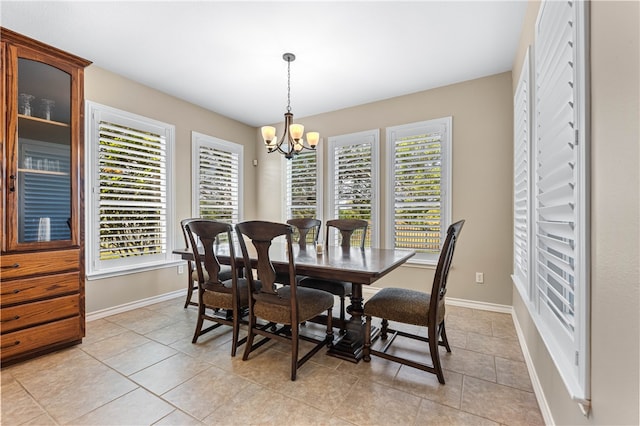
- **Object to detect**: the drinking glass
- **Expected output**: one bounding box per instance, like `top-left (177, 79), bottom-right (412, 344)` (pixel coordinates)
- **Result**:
top-left (19, 93), bottom-right (35, 116)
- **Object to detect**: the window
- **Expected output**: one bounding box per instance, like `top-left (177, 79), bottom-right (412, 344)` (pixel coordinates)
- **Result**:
top-left (512, 0), bottom-right (590, 406)
top-left (284, 146), bottom-right (322, 221)
top-left (191, 132), bottom-right (243, 224)
top-left (327, 129), bottom-right (379, 247)
top-left (86, 102), bottom-right (175, 277)
top-left (386, 118), bottom-right (452, 264)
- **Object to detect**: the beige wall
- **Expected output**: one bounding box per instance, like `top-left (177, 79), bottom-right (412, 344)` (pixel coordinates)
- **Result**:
top-left (256, 72), bottom-right (515, 306)
top-left (512, 1), bottom-right (640, 424)
top-left (84, 66), bottom-right (257, 313)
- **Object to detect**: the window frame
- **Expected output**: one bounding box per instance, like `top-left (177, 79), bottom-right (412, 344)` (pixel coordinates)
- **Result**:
top-left (191, 131), bottom-right (244, 223)
top-left (85, 101), bottom-right (176, 279)
top-left (327, 129), bottom-right (380, 248)
top-left (385, 117), bottom-right (452, 265)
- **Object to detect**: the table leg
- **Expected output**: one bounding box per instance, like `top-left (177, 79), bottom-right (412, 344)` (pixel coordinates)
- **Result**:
top-left (327, 283), bottom-right (372, 362)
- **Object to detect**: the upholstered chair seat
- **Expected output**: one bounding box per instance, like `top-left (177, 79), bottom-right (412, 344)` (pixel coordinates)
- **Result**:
top-left (364, 287), bottom-right (445, 327)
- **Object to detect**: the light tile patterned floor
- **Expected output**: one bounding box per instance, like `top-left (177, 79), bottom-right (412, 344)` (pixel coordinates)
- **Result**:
top-left (1, 299), bottom-right (544, 425)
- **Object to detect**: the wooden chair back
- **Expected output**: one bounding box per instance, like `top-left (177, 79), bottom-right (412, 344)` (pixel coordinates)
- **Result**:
top-left (428, 219), bottom-right (465, 325)
top-left (325, 219), bottom-right (368, 249)
top-left (235, 220), bottom-right (296, 303)
top-left (185, 219), bottom-right (237, 292)
top-left (286, 218), bottom-right (321, 248)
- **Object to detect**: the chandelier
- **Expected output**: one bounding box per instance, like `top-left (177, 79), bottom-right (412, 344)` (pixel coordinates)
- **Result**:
top-left (261, 53), bottom-right (319, 159)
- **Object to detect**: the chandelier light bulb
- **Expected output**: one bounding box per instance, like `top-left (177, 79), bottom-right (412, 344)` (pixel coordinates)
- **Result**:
top-left (289, 123), bottom-right (304, 141)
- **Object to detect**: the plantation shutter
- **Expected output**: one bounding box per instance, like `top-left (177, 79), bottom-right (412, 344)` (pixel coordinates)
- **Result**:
top-left (97, 121), bottom-right (167, 261)
top-left (198, 144), bottom-right (240, 224)
top-left (513, 49), bottom-right (531, 297)
top-left (328, 130), bottom-right (379, 247)
top-left (534, 0), bottom-right (589, 401)
top-left (388, 119), bottom-right (450, 262)
top-left (286, 149), bottom-right (318, 219)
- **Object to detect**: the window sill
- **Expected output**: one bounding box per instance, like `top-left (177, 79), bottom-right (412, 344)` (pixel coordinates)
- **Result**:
top-left (86, 259), bottom-right (183, 281)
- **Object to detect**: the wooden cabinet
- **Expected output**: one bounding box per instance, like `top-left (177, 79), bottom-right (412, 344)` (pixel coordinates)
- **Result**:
top-left (1, 28), bottom-right (91, 365)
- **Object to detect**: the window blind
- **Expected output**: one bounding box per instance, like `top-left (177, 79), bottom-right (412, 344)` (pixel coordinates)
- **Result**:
top-left (513, 49), bottom-right (531, 297)
top-left (387, 118), bottom-right (451, 262)
top-left (286, 149), bottom-right (318, 219)
top-left (328, 130), bottom-right (379, 247)
top-left (97, 121), bottom-right (167, 261)
top-left (198, 144), bottom-right (240, 224)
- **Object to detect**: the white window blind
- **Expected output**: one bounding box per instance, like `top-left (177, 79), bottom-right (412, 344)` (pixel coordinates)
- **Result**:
top-left (513, 48), bottom-right (532, 299)
top-left (285, 149), bottom-right (320, 220)
top-left (386, 118), bottom-right (451, 263)
top-left (192, 132), bottom-right (243, 225)
top-left (86, 102), bottom-right (175, 277)
top-left (532, 0), bottom-right (589, 405)
top-left (327, 130), bottom-right (379, 247)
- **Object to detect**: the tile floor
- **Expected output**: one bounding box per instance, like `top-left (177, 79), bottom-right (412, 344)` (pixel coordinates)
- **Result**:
top-left (1, 298), bottom-right (544, 425)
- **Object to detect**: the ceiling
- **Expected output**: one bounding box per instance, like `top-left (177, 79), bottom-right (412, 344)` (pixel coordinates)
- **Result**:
top-left (1, 1), bottom-right (527, 127)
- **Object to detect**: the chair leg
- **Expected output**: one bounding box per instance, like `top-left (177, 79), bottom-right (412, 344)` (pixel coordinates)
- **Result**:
top-left (380, 318), bottom-right (389, 340)
top-left (291, 323), bottom-right (299, 381)
top-left (231, 309), bottom-right (239, 357)
top-left (243, 315), bottom-right (256, 361)
top-left (429, 325), bottom-right (445, 384)
top-left (363, 315), bottom-right (372, 362)
top-left (191, 305), bottom-right (205, 343)
top-left (184, 263), bottom-right (195, 308)
top-left (440, 321), bottom-right (452, 353)
top-left (326, 308), bottom-right (334, 346)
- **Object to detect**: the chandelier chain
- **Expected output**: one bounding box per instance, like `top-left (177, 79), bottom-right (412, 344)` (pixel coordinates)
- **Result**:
top-left (286, 57), bottom-right (292, 113)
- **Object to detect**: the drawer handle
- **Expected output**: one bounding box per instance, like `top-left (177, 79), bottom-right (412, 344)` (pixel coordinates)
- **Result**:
top-left (1, 263), bottom-right (20, 270)
top-left (0, 289), bottom-right (20, 296)
top-left (0, 315), bottom-right (20, 323)
top-left (1, 340), bottom-right (20, 349)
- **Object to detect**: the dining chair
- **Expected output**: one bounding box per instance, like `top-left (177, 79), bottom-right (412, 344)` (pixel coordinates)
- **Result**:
top-left (181, 218), bottom-right (233, 309)
top-left (287, 218), bottom-right (321, 248)
top-left (274, 218), bottom-right (322, 285)
top-left (298, 218), bottom-right (368, 334)
top-left (235, 220), bottom-right (334, 381)
top-left (362, 219), bottom-right (465, 384)
top-left (185, 219), bottom-right (252, 356)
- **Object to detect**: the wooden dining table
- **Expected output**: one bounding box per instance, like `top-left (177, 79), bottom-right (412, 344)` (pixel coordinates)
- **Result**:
top-left (173, 242), bottom-right (415, 362)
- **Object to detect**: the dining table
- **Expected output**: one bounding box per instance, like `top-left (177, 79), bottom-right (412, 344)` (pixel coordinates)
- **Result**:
top-left (173, 242), bottom-right (415, 362)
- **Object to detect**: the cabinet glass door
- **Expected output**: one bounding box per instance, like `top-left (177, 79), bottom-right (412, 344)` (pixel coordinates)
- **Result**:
top-left (16, 58), bottom-right (72, 243)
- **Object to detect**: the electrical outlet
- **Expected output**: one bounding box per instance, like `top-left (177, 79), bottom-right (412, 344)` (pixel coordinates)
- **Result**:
top-left (178, 265), bottom-right (185, 275)
top-left (475, 272), bottom-right (484, 284)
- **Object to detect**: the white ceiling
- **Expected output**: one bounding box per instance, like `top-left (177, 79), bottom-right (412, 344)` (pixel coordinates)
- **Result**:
top-left (1, 1), bottom-right (527, 127)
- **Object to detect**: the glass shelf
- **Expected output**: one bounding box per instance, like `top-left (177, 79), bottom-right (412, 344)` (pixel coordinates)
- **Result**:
top-left (18, 168), bottom-right (69, 176)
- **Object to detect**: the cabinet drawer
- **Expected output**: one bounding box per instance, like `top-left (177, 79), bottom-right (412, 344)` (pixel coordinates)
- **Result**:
top-left (0, 249), bottom-right (79, 279)
top-left (0, 316), bottom-right (81, 361)
top-left (1, 295), bottom-right (80, 333)
top-left (1, 272), bottom-right (80, 306)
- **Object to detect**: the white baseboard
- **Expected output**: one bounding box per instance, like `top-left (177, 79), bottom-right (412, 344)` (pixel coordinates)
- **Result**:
top-left (86, 289), bottom-right (186, 322)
